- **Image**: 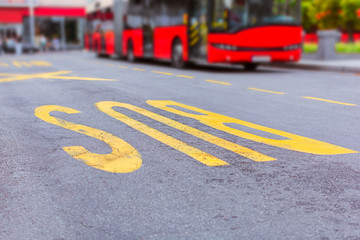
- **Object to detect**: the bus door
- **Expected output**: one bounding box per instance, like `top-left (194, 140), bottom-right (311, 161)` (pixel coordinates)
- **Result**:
top-left (142, 0), bottom-right (155, 58)
top-left (189, 0), bottom-right (208, 59)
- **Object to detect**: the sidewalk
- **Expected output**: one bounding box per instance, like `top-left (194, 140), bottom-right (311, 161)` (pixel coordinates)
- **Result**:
top-left (268, 59), bottom-right (360, 74)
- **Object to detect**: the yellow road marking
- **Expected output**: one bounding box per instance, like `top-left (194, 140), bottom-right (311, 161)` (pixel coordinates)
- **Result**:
top-left (303, 96), bottom-right (357, 106)
top-left (0, 71), bottom-right (72, 83)
top-left (248, 87), bottom-right (285, 95)
top-left (147, 100), bottom-right (357, 155)
top-left (118, 66), bottom-right (128, 69)
top-left (21, 62), bottom-right (32, 67)
top-left (35, 105), bottom-right (142, 173)
top-left (152, 71), bottom-right (174, 76)
top-left (30, 61), bottom-right (52, 66)
top-left (97, 101), bottom-right (275, 162)
top-left (0, 63), bottom-right (9, 67)
top-left (133, 68), bottom-right (146, 71)
top-left (206, 80), bottom-right (232, 86)
top-left (12, 61), bottom-right (25, 67)
top-left (0, 71), bottom-right (117, 83)
top-left (176, 75), bottom-right (195, 79)
top-left (96, 102), bottom-right (229, 167)
top-left (106, 64), bottom-right (114, 67)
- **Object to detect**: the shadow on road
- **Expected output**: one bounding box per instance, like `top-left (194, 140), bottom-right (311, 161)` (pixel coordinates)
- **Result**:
top-left (98, 54), bottom-right (289, 75)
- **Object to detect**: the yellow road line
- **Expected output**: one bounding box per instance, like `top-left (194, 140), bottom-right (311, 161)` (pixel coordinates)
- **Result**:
top-left (30, 61), bottom-right (52, 66)
top-left (106, 64), bottom-right (114, 67)
top-left (0, 71), bottom-right (72, 83)
top-left (206, 80), bottom-right (232, 86)
top-left (303, 96), bottom-right (357, 106)
top-left (133, 68), bottom-right (146, 71)
top-left (152, 71), bottom-right (174, 75)
top-left (176, 75), bottom-right (195, 79)
top-left (21, 62), bottom-right (32, 67)
top-left (0, 71), bottom-right (117, 83)
top-left (12, 61), bottom-right (23, 67)
top-left (248, 87), bottom-right (285, 95)
top-left (118, 66), bottom-right (129, 69)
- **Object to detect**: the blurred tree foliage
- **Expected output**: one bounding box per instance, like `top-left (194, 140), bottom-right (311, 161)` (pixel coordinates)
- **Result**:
top-left (301, 0), bottom-right (317, 32)
top-left (340, 0), bottom-right (360, 41)
top-left (301, 0), bottom-right (360, 41)
top-left (313, 0), bottom-right (341, 30)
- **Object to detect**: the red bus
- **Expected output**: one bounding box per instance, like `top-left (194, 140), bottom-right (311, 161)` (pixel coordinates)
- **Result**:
top-left (86, 0), bottom-right (302, 70)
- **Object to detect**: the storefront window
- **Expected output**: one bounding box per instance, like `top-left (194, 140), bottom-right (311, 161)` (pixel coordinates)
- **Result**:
top-left (23, 16), bottom-right (84, 50)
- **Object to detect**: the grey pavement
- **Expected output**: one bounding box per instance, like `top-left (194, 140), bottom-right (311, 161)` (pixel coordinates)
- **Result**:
top-left (0, 52), bottom-right (359, 240)
top-left (269, 57), bottom-right (360, 74)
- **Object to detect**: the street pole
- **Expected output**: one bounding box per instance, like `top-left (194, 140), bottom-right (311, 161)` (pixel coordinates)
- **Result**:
top-left (29, 0), bottom-right (35, 51)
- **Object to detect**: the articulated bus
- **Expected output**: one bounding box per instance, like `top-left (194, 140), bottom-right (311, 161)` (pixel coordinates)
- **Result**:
top-left (86, 0), bottom-right (302, 70)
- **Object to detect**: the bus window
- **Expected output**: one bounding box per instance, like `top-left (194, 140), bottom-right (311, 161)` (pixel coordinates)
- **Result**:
top-left (127, 0), bottom-right (143, 29)
top-left (211, 0), bottom-right (300, 33)
top-left (212, 0), bottom-right (246, 31)
top-left (154, 0), bottom-right (171, 27)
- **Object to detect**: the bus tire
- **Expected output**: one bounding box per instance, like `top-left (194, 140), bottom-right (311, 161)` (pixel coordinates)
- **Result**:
top-left (244, 63), bottom-right (259, 71)
top-left (127, 41), bottom-right (136, 62)
top-left (172, 39), bottom-right (187, 69)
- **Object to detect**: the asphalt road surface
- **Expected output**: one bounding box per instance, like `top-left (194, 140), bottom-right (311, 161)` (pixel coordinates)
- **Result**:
top-left (0, 52), bottom-right (359, 240)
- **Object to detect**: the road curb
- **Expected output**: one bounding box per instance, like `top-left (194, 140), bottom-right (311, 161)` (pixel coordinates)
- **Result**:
top-left (265, 62), bottom-right (360, 74)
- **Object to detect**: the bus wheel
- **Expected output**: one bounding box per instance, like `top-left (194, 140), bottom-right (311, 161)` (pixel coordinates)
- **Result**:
top-left (127, 41), bottom-right (136, 62)
top-left (243, 63), bottom-right (259, 71)
top-left (172, 40), bottom-right (187, 68)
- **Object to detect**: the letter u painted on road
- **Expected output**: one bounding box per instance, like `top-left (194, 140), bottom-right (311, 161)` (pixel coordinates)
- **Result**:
top-left (146, 100), bottom-right (357, 155)
top-left (34, 105), bottom-right (142, 173)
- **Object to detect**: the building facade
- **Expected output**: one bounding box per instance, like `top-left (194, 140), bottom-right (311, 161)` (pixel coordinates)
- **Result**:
top-left (0, 0), bottom-right (86, 51)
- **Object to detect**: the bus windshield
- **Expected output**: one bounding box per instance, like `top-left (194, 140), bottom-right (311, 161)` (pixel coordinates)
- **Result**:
top-left (212, 0), bottom-right (300, 32)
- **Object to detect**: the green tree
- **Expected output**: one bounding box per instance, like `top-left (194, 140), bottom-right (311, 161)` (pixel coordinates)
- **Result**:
top-left (302, 0), bottom-right (317, 32)
top-left (314, 0), bottom-right (341, 30)
top-left (340, 0), bottom-right (360, 42)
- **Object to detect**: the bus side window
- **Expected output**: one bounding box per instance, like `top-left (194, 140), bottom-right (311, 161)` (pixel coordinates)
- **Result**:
top-left (156, 0), bottom-right (171, 27)
top-left (169, 1), bottom-right (187, 26)
top-left (127, 0), bottom-right (143, 29)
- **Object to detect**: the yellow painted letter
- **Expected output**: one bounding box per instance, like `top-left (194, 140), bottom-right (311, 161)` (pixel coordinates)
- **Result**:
top-left (96, 101), bottom-right (229, 167)
top-left (147, 101), bottom-right (357, 155)
top-left (34, 105), bottom-right (142, 173)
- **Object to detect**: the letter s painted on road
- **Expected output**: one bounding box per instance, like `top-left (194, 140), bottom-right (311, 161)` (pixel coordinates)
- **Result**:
top-left (34, 105), bottom-right (142, 173)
